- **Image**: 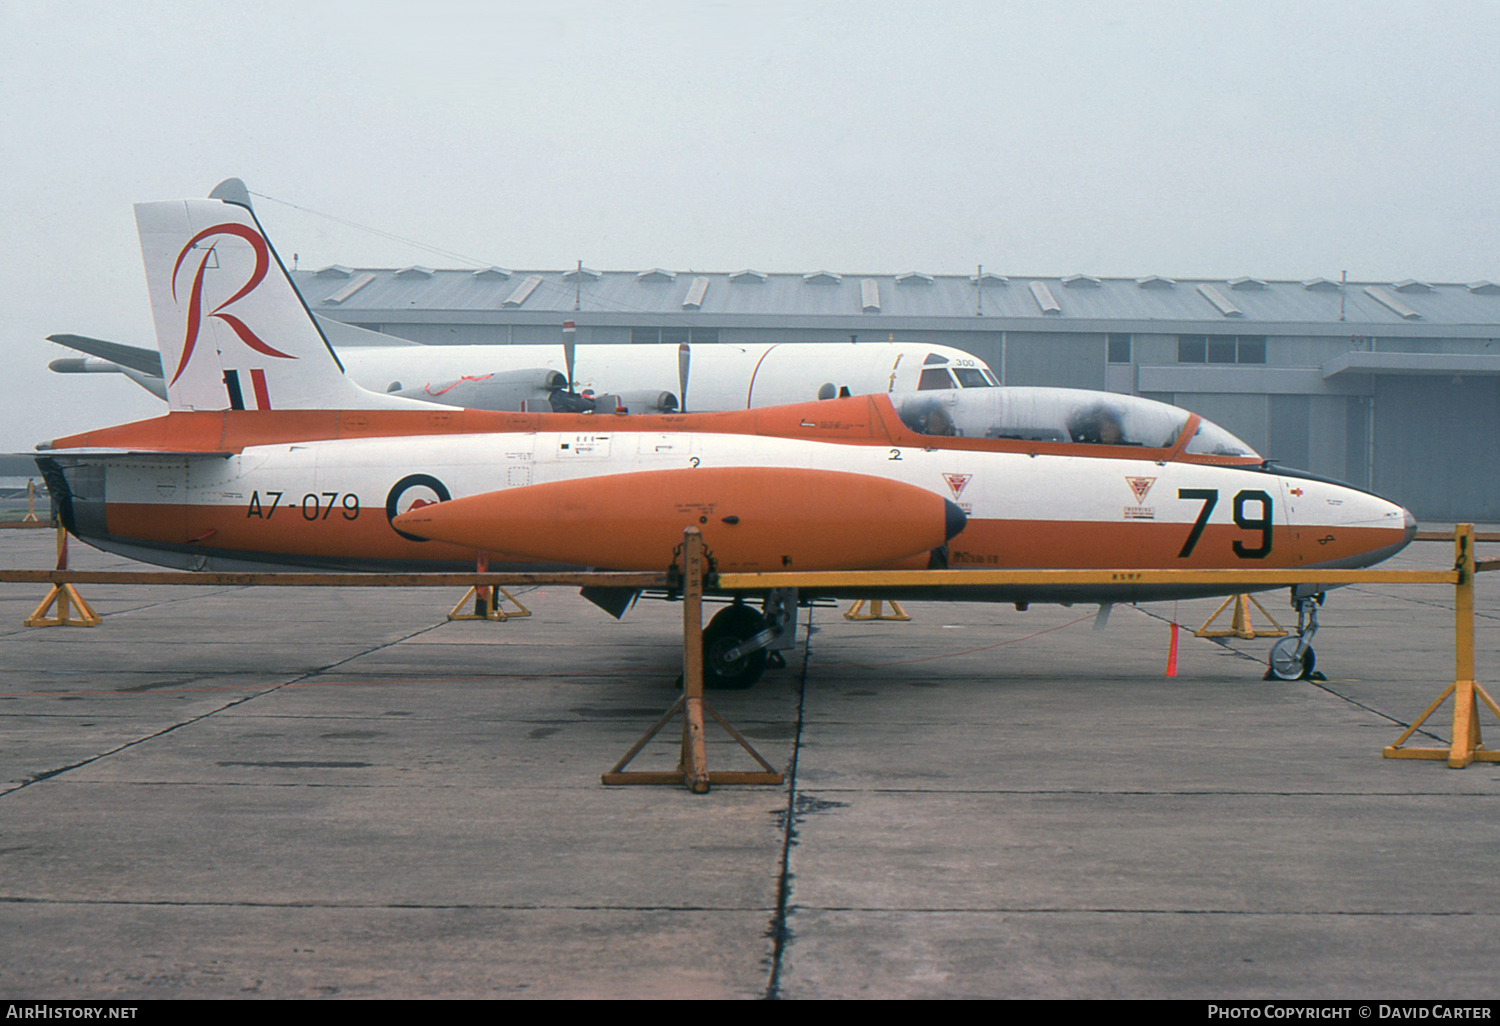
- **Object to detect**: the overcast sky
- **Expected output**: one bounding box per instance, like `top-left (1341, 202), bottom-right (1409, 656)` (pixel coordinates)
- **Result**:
top-left (2, 0), bottom-right (1498, 449)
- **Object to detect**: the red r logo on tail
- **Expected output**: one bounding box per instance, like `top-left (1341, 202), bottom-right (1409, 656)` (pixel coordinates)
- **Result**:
top-left (169, 223), bottom-right (297, 385)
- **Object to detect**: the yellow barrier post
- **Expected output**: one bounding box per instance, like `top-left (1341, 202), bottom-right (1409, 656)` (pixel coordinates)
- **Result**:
top-left (681, 528), bottom-right (710, 792)
top-left (1383, 525), bottom-right (1500, 766)
top-left (24, 524), bottom-right (100, 628)
top-left (602, 528), bottom-right (783, 791)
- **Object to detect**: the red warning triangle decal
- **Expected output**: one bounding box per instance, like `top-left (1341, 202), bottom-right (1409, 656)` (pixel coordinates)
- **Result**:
top-left (1126, 476), bottom-right (1156, 503)
top-left (942, 473), bottom-right (971, 499)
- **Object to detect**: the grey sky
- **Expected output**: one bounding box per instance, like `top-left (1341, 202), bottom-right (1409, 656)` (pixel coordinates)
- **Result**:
top-left (3, 0), bottom-right (1498, 449)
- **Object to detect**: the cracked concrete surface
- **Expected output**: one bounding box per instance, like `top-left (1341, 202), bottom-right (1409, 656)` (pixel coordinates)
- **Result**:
top-left (1, 529), bottom-right (1496, 998)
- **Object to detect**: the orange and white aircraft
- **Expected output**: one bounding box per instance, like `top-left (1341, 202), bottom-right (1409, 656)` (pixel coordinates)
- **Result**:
top-left (34, 188), bottom-right (1416, 686)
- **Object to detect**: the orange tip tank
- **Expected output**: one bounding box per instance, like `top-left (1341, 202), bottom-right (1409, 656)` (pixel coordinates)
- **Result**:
top-left (393, 466), bottom-right (967, 572)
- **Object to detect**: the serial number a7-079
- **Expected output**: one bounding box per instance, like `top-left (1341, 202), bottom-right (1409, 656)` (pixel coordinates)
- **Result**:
top-left (246, 490), bottom-right (360, 521)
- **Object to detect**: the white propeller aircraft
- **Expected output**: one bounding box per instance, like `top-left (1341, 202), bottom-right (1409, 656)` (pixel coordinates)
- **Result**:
top-left (33, 186), bottom-right (1416, 688)
top-left (47, 182), bottom-right (1000, 416)
top-left (49, 325), bottom-right (999, 415)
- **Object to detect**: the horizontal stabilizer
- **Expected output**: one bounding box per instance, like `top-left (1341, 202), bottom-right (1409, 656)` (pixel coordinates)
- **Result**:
top-left (47, 334), bottom-right (165, 377)
top-left (314, 316), bottom-right (421, 348)
top-left (32, 447), bottom-right (233, 461)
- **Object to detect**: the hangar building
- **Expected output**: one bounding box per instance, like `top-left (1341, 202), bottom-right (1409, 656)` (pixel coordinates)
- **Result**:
top-left (291, 265), bottom-right (1500, 521)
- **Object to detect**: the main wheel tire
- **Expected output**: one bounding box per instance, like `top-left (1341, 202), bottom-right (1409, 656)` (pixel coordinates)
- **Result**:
top-left (702, 603), bottom-right (768, 690)
top-left (1267, 637), bottom-right (1316, 681)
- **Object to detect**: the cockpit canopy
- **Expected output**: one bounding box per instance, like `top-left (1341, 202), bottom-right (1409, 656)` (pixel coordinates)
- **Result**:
top-left (895, 387), bottom-right (1259, 458)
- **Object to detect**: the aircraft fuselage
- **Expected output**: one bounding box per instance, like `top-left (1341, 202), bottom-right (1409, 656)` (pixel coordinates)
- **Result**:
top-left (40, 395), bottom-right (1414, 604)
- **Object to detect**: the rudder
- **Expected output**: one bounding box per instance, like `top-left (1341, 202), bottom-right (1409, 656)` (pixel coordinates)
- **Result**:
top-left (136, 180), bottom-right (423, 412)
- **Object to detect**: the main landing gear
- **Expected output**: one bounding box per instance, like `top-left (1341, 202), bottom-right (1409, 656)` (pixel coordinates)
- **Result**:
top-left (701, 590), bottom-right (798, 690)
top-left (1266, 591), bottom-right (1325, 681)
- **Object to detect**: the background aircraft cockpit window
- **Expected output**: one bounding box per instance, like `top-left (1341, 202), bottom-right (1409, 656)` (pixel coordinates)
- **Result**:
top-left (897, 388), bottom-right (1192, 448)
top-left (918, 368), bottom-right (956, 390)
top-left (952, 367), bottom-right (994, 388)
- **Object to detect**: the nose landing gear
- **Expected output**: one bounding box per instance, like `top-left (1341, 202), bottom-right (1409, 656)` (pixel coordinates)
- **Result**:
top-left (1266, 591), bottom-right (1325, 681)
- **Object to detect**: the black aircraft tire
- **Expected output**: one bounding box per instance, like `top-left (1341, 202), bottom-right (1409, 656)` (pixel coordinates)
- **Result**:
top-left (702, 603), bottom-right (768, 690)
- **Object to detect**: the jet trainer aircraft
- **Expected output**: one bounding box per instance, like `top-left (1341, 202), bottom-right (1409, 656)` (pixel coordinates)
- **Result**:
top-left (34, 186), bottom-right (1416, 688)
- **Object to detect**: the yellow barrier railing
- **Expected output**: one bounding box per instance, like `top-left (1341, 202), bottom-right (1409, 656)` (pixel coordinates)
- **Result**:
top-left (1, 525), bottom-right (1494, 781)
top-left (720, 525), bottom-right (1496, 769)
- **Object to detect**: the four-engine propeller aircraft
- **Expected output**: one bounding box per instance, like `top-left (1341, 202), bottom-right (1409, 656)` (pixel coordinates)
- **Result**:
top-left (34, 187), bottom-right (1417, 688)
top-left (47, 182), bottom-right (1000, 416)
top-left (49, 325), bottom-right (1001, 415)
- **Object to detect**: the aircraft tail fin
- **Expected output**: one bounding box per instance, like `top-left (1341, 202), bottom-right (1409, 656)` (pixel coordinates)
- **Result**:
top-left (135, 180), bottom-right (427, 412)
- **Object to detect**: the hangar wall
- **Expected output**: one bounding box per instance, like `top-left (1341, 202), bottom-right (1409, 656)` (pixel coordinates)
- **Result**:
top-left (301, 268), bottom-right (1500, 521)
top-left (1371, 377), bottom-right (1500, 521)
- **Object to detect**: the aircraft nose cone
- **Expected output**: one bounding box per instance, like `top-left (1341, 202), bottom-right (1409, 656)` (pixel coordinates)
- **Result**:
top-left (944, 498), bottom-right (968, 541)
top-left (1402, 507), bottom-right (1417, 546)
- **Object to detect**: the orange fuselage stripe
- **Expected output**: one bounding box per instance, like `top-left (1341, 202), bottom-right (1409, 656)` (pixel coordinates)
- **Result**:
top-left (45, 395), bottom-right (1262, 467)
top-left (102, 501), bottom-right (1404, 572)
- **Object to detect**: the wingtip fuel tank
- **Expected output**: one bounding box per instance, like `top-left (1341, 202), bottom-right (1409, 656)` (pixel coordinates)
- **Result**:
top-left (393, 466), bottom-right (967, 573)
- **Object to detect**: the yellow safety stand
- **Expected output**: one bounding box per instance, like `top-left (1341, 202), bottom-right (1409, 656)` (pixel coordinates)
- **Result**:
top-left (844, 598), bottom-right (911, 621)
top-left (600, 692), bottom-right (784, 790)
top-left (1383, 680), bottom-right (1500, 768)
top-left (447, 553), bottom-right (532, 622)
top-left (1384, 525), bottom-right (1500, 768)
top-left (1194, 593), bottom-right (1288, 639)
top-left (447, 584), bottom-right (531, 622)
top-left (21, 480), bottom-right (39, 522)
top-left (25, 525), bottom-right (100, 628)
top-left (603, 528), bottom-right (783, 792)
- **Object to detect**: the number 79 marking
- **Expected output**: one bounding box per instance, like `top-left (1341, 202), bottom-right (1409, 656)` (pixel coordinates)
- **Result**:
top-left (1177, 488), bottom-right (1218, 558)
top-left (1176, 487), bottom-right (1275, 559)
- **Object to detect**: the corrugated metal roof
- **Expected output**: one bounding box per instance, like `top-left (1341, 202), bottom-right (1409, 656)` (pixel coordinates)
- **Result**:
top-left (290, 267), bottom-right (1500, 331)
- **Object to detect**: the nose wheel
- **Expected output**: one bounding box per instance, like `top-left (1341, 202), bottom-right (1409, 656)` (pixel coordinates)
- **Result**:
top-left (1265, 592), bottom-right (1324, 681)
top-left (1267, 636), bottom-right (1317, 680)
